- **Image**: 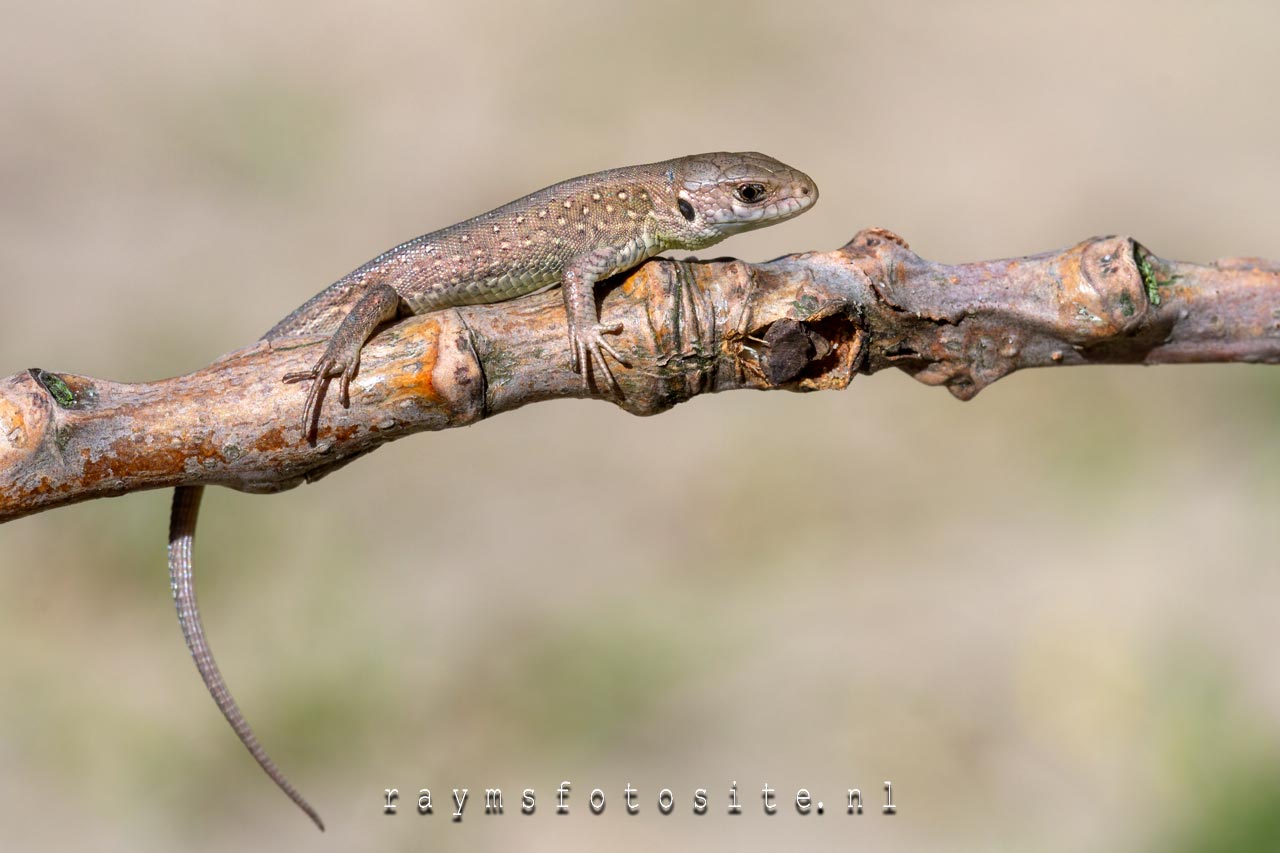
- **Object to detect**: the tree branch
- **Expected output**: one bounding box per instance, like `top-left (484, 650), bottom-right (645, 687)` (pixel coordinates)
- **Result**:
top-left (2, 228), bottom-right (1277, 523)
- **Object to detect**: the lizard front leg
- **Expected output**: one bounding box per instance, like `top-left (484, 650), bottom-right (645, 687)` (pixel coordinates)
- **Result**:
top-left (562, 255), bottom-right (629, 395)
top-left (282, 283), bottom-right (402, 441)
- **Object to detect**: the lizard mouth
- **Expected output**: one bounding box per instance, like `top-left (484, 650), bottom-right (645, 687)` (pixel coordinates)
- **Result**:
top-left (751, 172), bottom-right (818, 222)
top-left (776, 185), bottom-right (818, 219)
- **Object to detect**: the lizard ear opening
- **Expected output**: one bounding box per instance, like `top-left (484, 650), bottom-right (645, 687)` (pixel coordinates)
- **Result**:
top-left (677, 198), bottom-right (696, 221)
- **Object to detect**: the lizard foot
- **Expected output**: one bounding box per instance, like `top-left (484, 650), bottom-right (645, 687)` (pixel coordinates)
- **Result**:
top-left (282, 342), bottom-right (361, 443)
top-left (568, 322), bottom-right (628, 397)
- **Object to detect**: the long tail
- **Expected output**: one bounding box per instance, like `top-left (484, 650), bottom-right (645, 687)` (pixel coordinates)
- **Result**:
top-left (168, 486), bottom-right (325, 831)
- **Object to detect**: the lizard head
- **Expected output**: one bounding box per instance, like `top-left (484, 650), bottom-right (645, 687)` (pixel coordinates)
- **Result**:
top-left (654, 152), bottom-right (818, 249)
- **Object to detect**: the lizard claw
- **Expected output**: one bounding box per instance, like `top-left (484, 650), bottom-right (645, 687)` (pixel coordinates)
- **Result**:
top-left (569, 322), bottom-right (628, 397)
top-left (283, 348), bottom-right (360, 443)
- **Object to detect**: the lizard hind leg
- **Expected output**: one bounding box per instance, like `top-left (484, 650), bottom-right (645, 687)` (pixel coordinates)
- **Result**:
top-left (168, 486), bottom-right (326, 831)
top-left (281, 283), bottom-right (402, 443)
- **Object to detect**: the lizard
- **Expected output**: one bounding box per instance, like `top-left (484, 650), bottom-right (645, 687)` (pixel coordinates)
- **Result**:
top-left (166, 152), bottom-right (818, 830)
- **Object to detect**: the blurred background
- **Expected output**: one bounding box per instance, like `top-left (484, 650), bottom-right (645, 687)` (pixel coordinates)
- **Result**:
top-left (3, 1), bottom-right (1279, 850)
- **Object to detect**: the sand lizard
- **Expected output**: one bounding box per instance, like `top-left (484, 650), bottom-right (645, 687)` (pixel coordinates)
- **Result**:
top-left (168, 152), bottom-right (818, 829)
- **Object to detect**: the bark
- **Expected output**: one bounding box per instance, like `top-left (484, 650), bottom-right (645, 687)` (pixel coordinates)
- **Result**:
top-left (2, 228), bottom-right (1277, 523)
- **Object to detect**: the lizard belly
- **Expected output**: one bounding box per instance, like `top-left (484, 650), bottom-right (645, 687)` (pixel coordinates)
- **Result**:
top-left (399, 265), bottom-right (561, 313)
top-left (603, 232), bottom-right (660, 277)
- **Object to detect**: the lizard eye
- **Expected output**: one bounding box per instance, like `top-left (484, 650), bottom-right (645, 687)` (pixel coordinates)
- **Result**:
top-left (677, 198), bottom-right (696, 221)
top-left (734, 183), bottom-right (768, 204)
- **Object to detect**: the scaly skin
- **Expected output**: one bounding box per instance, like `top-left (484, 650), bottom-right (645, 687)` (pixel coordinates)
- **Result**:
top-left (270, 151), bottom-right (818, 439)
top-left (169, 153), bottom-right (817, 830)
